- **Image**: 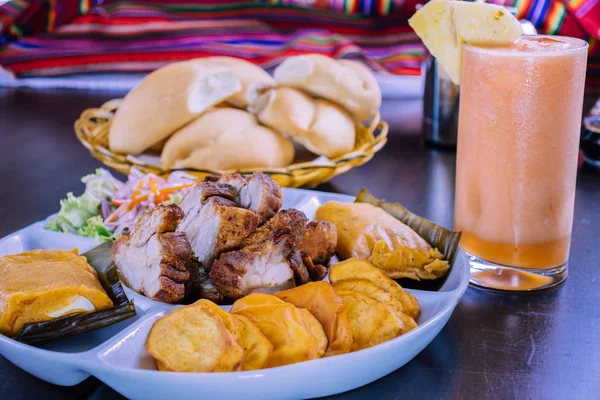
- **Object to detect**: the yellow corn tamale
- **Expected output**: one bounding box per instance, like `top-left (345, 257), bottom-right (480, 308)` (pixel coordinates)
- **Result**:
top-left (0, 249), bottom-right (114, 336)
top-left (315, 202), bottom-right (449, 280)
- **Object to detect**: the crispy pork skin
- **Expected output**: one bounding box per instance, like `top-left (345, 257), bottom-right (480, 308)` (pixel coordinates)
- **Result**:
top-left (213, 173), bottom-right (282, 224)
top-left (112, 205), bottom-right (192, 303)
top-left (178, 182), bottom-right (237, 217)
top-left (126, 204), bottom-right (184, 246)
top-left (187, 260), bottom-right (225, 304)
top-left (210, 209), bottom-right (308, 299)
top-left (301, 256), bottom-right (328, 281)
top-left (289, 250), bottom-right (311, 285)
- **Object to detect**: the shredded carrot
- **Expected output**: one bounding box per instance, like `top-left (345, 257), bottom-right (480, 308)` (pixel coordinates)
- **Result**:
top-left (126, 194), bottom-right (149, 211)
top-left (160, 183), bottom-right (195, 195)
top-left (149, 179), bottom-right (158, 195)
top-left (130, 181), bottom-right (144, 199)
top-left (152, 183), bottom-right (195, 205)
top-left (117, 182), bottom-right (195, 212)
top-left (123, 181), bottom-right (147, 211)
top-left (154, 193), bottom-right (168, 205)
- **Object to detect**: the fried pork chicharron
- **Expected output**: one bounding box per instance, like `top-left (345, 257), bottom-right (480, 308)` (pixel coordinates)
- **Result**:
top-left (211, 173), bottom-right (283, 224)
top-left (113, 172), bottom-right (337, 304)
top-left (177, 181), bottom-right (261, 303)
top-left (178, 192), bottom-right (260, 269)
top-left (112, 204), bottom-right (193, 303)
top-left (298, 220), bottom-right (337, 280)
top-left (288, 249), bottom-right (311, 285)
top-left (210, 209), bottom-right (308, 299)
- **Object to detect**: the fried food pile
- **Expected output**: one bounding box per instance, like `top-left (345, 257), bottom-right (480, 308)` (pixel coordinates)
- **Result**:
top-left (112, 172), bottom-right (338, 304)
top-left (145, 258), bottom-right (419, 372)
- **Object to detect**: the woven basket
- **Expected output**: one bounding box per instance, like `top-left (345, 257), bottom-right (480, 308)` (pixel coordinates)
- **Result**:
top-left (74, 99), bottom-right (388, 188)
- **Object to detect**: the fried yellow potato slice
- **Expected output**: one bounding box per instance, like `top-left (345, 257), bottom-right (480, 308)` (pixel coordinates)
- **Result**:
top-left (298, 308), bottom-right (328, 358)
top-left (195, 299), bottom-right (242, 340)
top-left (231, 314), bottom-right (273, 370)
top-left (333, 279), bottom-right (417, 334)
top-left (275, 281), bottom-right (353, 356)
top-left (156, 360), bottom-right (168, 372)
top-left (231, 292), bottom-right (286, 308)
top-left (230, 293), bottom-right (319, 367)
top-left (146, 304), bottom-right (244, 372)
top-left (335, 289), bottom-right (404, 351)
top-left (198, 297), bottom-right (275, 370)
top-left (329, 258), bottom-right (420, 320)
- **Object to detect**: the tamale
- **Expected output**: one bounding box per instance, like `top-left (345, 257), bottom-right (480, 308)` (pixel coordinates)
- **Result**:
top-left (355, 189), bottom-right (462, 288)
top-left (3, 242), bottom-right (136, 343)
top-left (315, 190), bottom-right (460, 283)
top-left (316, 202), bottom-right (449, 280)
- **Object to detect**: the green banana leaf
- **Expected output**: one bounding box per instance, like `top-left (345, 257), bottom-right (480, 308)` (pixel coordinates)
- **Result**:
top-left (13, 241), bottom-right (136, 344)
top-left (355, 189), bottom-right (462, 290)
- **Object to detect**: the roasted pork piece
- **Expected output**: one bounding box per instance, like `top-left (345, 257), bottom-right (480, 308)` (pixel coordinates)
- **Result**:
top-left (299, 221), bottom-right (337, 265)
top-left (176, 181), bottom-right (261, 303)
top-left (211, 173), bottom-right (282, 224)
top-left (297, 221), bottom-right (338, 280)
top-left (177, 181), bottom-right (237, 216)
top-left (210, 209), bottom-right (308, 299)
top-left (113, 205), bottom-right (193, 303)
top-left (178, 193), bottom-right (260, 269)
top-left (113, 172), bottom-right (336, 304)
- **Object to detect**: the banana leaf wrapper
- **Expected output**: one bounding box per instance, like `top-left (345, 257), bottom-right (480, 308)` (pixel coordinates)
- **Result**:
top-left (14, 242), bottom-right (136, 344)
top-left (355, 189), bottom-right (462, 291)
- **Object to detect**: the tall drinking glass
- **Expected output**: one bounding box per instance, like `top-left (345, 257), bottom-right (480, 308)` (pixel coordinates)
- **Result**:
top-left (454, 36), bottom-right (588, 291)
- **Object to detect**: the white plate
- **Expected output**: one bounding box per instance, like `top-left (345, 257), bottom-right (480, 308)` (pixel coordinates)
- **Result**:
top-left (0, 188), bottom-right (469, 400)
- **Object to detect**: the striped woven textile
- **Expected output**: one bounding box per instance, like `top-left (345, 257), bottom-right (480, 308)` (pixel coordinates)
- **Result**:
top-left (262, 0), bottom-right (404, 15)
top-left (0, 0), bottom-right (598, 93)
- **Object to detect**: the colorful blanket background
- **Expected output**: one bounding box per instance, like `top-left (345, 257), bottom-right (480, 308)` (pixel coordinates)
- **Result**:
top-left (0, 0), bottom-right (598, 92)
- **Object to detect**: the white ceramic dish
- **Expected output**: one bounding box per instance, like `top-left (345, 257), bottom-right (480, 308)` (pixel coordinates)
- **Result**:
top-left (0, 188), bottom-right (469, 400)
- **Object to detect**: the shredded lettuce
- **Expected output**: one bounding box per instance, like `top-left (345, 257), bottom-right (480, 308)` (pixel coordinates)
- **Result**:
top-left (77, 215), bottom-right (115, 242)
top-left (46, 169), bottom-right (117, 242)
top-left (82, 169), bottom-right (117, 196)
top-left (46, 193), bottom-right (93, 233)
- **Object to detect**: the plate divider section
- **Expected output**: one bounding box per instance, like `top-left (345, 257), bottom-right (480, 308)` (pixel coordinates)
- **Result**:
top-left (79, 306), bottom-right (167, 362)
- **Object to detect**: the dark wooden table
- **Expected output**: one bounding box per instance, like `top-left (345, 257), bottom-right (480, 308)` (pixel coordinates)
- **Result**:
top-left (1, 88), bottom-right (599, 400)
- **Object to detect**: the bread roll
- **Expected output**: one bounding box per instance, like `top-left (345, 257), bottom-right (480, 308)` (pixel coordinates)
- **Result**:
top-left (161, 108), bottom-right (294, 171)
top-left (273, 54), bottom-right (382, 121)
top-left (109, 61), bottom-right (241, 155)
top-left (190, 57), bottom-right (275, 109)
top-left (252, 87), bottom-right (355, 159)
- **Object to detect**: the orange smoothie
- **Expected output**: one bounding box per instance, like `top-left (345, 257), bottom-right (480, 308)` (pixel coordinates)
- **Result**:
top-left (454, 36), bottom-right (588, 270)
